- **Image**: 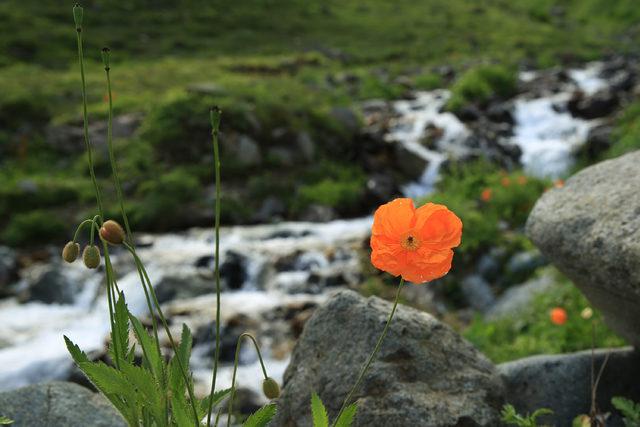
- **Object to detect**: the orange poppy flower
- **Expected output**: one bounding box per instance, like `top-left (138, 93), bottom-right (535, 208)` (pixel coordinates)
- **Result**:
top-left (501, 177), bottom-right (511, 187)
top-left (554, 179), bottom-right (564, 188)
top-left (550, 307), bottom-right (567, 325)
top-left (481, 188), bottom-right (492, 202)
top-left (370, 198), bottom-right (462, 283)
top-left (517, 175), bottom-right (528, 185)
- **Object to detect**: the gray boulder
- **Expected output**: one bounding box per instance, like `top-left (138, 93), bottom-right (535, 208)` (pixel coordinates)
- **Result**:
top-left (273, 290), bottom-right (504, 427)
top-left (526, 151), bottom-right (640, 347)
top-left (0, 381), bottom-right (126, 427)
top-left (498, 347), bottom-right (640, 427)
top-left (18, 264), bottom-right (81, 305)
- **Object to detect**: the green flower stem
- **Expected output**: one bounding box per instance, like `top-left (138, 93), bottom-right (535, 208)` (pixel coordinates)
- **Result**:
top-left (72, 217), bottom-right (100, 242)
top-left (74, 5), bottom-right (104, 217)
top-left (206, 107), bottom-right (223, 427)
top-left (101, 48), bottom-right (134, 245)
top-left (124, 242), bottom-right (200, 425)
top-left (226, 333), bottom-right (270, 427)
top-left (331, 278), bottom-right (404, 426)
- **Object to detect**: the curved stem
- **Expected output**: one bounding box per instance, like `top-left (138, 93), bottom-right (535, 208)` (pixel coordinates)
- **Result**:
top-left (124, 243), bottom-right (200, 425)
top-left (331, 279), bottom-right (404, 426)
top-left (206, 108), bottom-right (223, 427)
top-left (226, 333), bottom-right (270, 426)
top-left (75, 19), bottom-right (104, 217)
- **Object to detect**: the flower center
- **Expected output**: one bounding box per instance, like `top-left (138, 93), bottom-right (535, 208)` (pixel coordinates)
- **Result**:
top-left (400, 233), bottom-right (421, 251)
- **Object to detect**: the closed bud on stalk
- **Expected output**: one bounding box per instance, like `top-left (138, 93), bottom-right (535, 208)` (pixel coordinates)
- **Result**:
top-left (210, 106), bottom-right (222, 134)
top-left (83, 245), bottom-right (101, 269)
top-left (262, 377), bottom-right (280, 399)
top-left (99, 220), bottom-right (125, 245)
top-left (62, 241), bottom-right (80, 263)
top-left (73, 4), bottom-right (83, 29)
top-left (101, 47), bottom-right (111, 70)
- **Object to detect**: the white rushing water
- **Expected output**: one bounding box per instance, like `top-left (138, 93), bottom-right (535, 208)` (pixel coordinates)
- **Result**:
top-left (0, 63), bottom-right (612, 400)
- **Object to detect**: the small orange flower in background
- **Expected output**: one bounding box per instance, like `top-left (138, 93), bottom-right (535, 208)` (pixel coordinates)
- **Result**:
top-left (501, 177), bottom-right (511, 187)
top-left (554, 179), bottom-right (564, 188)
top-left (517, 175), bottom-right (527, 185)
top-left (550, 307), bottom-right (568, 325)
top-left (481, 188), bottom-right (492, 202)
top-left (370, 198), bottom-right (462, 283)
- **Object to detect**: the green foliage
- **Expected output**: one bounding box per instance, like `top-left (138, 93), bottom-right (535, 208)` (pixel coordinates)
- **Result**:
top-left (243, 404), bottom-right (277, 427)
top-left (447, 65), bottom-right (517, 112)
top-left (130, 169), bottom-right (200, 230)
top-left (0, 416), bottom-right (13, 425)
top-left (311, 393), bottom-right (329, 427)
top-left (612, 396), bottom-right (640, 427)
top-left (2, 210), bottom-right (67, 246)
top-left (335, 404), bottom-right (358, 427)
top-left (413, 72), bottom-right (444, 91)
top-left (423, 161), bottom-right (547, 255)
top-left (464, 271), bottom-right (626, 363)
top-left (65, 293), bottom-right (231, 426)
top-left (602, 101), bottom-right (640, 160)
top-left (501, 404), bottom-right (553, 427)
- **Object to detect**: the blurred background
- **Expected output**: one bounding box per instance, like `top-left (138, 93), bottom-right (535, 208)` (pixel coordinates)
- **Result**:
top-left (0, 0), bottom-right (638, 413)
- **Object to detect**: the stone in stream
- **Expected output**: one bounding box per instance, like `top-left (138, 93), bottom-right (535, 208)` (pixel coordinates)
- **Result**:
top-left (273, 290), bottom-right (504, 427)
top-left (498, 347), bottom-right (640, 427)
top-left (0, 381), bottom-right (126, 427)
top-left (18, 264), bottom-right (81, 304)
top-left (526, 150), bottom-right (640, 347)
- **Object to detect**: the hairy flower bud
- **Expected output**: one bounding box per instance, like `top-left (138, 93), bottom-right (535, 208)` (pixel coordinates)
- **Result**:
top-left (72, 4), bottom-right (83, 29)
top-left (262, 377), bottom-right (280, 399)
top-left (83, 245), bottom-right (101, 269)
top-left (99, 220), bottom-right (125, 245)
top-left (62, 241), bottom-right (80, 263)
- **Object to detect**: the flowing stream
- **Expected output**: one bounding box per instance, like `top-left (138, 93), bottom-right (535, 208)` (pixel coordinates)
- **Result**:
top-left (0, 63), bottom-right (609, 401)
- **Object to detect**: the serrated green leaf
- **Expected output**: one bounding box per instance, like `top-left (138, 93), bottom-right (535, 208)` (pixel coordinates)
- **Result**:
top-left (120, 362), bottom-right (165, 424)
top-left (243, 403), bottom-right (277, 427)
top-left (311, 393), bottom-right (329, 427)
top-left (171, 388), bottom-right (194, 427)
top-left (198, 388), bottom-right (232, 421)
top-left (64, 335), bottom-right (90, 365)
top-left (109, 292), bottom-right (130, 364)
top-left (129, 313), bottom-right (163, 381)
top-left (334, 403), bottom-right (357, 427)
top-left (0, 416), bottom-right (13, 425)
top-left (612, 396), bottom-right (640, 425)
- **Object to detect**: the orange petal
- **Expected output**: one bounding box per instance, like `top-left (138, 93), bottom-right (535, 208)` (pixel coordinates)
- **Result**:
top-left (415, 204), bottom-right (462, 249)
top-left (372, 198), bottom-right (416, 240)
top-left (402, 249), bottom-right (454, 283)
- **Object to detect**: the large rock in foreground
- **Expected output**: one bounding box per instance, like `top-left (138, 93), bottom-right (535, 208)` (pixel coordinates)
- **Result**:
top-left (499, 347), bottom-right (640, 427)
top-left (0, 381), bottom-right (125, 427)
top-left (527, 151), bottom-right (640, 347)
top-left (274, 290), bottom-right (504, 427)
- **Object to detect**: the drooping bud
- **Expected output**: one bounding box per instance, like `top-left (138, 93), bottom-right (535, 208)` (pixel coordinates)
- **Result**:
top-left (99, 220), bottom-right (125, 245)
top-left (83, 245), bottom-right (101, 269)
top-left (62, 241), bottom-right (80, 263)
top-left (262, 377), bottom-right (280, 399)
top-left (73, 4), bottom-right (83, 30)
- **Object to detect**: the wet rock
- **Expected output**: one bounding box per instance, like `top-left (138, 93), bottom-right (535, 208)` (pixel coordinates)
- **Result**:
top-left (154, 273), bottom-right (214, 304)
top-left (300, 205), bottom-right (337, 223)
top-left (274, 290), bottom-right (504, 426)
top-left (487, 272), bottom-right (555, 320)
top-left (330, 107), bottom-right (360, 134)
top-left (486, 103), bottom-right (514, 124)
top-left (578, 125), bottom-right (613, 161)
top-left (498, 347), bottom-right (640, 427)
top-left (568, 89), bottom-right (619, 119)
top-left (225, 134), bottom-right (261, 167)
top-left (194, 314), bottom-right (258, 363)
top-left (253, 196), bottom-right (287, 223)
top-left (364, 173), bottom-right (398, 205)
top-left (0, 246), bottom-right (18, 297)
top-left (0, 381), bottom-right (126, 427)
top-left (526, 151), bottom-right (640, 347)
top-left (394, 143), bottom-right (429, 180)
top-left (456, 104), bottom-right (482, 121)
top-left (220, 251), bottom-right (248, 290)
top-left (504, 250), bottom-right (547, 285)
top-left (461, 275), bottom-right (496, 312)
top-left (18, 264), bottom-right (80, 305)
top-left (45, 114), bottom-right (142, 154)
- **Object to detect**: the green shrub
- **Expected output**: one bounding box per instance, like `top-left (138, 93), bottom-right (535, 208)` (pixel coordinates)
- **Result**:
top-left (602, 101), bottom-right (640, 160)
top-left (0, 178), bottom-right (83, 219)
top-left (463, 271), bottom-right (625, 363)
top-left (447, 64), bottom-right (517, 112)
top-left (130, 169), bottom-right (200, 230)
top-left (612, 396), bottom-right (640, 427)
top-left (413, 72), bottom-right (444, 91)
top-left (2, 210), bottom-right (67, 246)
